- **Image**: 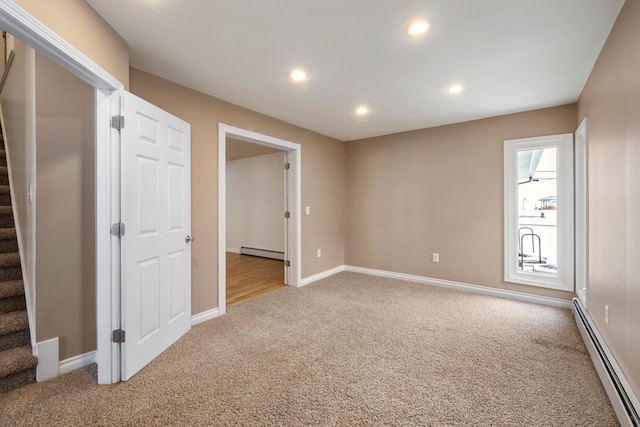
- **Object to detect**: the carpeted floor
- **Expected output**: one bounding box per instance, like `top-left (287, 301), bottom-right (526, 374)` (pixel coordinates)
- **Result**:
top-left (0, 272), bottom-right (618, 426)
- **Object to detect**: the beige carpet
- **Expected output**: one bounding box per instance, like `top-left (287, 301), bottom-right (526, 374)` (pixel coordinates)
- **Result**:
top-left (0, 272), bottom-right (618, 426)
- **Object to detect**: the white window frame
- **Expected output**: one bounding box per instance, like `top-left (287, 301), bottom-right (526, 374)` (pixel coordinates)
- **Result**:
top-left (504, 133), bottom-right (574, 291)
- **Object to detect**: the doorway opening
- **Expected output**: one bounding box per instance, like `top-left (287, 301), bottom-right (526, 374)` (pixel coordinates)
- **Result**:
top-left (225, 139), bottom-right (286, 305)
top-left (218, 123), bottom-right (301, 316)
top-left (0, 3), bottom-right (124, 384)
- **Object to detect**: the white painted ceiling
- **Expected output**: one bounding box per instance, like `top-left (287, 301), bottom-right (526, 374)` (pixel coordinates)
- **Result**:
top-left (87, 0), bottom-right (624, 141)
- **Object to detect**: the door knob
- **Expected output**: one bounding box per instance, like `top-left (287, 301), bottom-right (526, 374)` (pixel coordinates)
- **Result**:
top-left (185, 235), bottom-right (195, 243)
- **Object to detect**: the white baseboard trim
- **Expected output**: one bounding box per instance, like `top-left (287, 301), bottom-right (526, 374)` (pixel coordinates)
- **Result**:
top-left (344, 265), bottom-right (573, 308)
top-left (35, 338), bottom-right (59, 382)
top-left (59, 350), bottom-right (96, 375)
top-left (226, 247), bottom-right (240, 254)
top-left (573, 299), bottom-right (639, 426)
top-left (300, 265), bottom-right (346, 287)
top-left (191, 307), bottom-right (221, 326)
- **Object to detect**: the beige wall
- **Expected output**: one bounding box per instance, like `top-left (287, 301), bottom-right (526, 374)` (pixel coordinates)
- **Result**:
top-left (14, 0), bottom-right (130, 88)
top-left (345, 104), bottom-right (577, 301)
top-left (226, 152), bottom-right (286, 254)
top-left (35, 53), bottom-right (96, 360)
top-left (130, 69), bottom-right (346, 315)
top-left (577, 0), bottom-right (640, 398)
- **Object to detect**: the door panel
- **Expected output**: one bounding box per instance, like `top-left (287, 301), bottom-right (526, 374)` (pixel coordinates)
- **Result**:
top-left (122, 91), bottom-right (191, 381)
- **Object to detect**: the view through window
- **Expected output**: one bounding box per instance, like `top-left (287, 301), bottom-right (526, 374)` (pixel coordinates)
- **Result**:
top-left (517, 148), bottom-right (557, 276)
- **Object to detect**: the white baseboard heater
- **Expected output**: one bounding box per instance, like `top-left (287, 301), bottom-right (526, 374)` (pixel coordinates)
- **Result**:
top-left (573, 298), bottom-right (639, 427)
top-left (240, 246), bottom-right (285, 261)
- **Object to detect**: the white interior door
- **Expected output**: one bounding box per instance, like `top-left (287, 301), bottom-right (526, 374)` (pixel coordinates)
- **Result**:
top-left (121, 91), bottom-right (191, 380)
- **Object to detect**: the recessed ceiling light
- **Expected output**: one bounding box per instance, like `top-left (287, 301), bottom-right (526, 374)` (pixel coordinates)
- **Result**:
top-left (356, 106), bottom-right (368, 116)
top-left (407, 20), bottom-right (430, 36)
top-left (290, 69), bottom-right (307, 81)
top-left (448, 84), bottom-right (463, 94)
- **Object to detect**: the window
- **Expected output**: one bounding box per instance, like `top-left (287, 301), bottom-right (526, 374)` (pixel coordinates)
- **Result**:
top-left (504, 133), bottom-right (574, 291)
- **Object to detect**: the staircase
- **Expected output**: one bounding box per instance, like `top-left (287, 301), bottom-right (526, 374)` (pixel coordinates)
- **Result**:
top-left (0, 130), bottom-right (36, 393)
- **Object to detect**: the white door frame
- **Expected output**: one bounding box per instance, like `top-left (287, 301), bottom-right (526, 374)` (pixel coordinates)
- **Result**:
top-left (218, 123), bottom-right (301, 315)
top-left (0, 1), bottom-right (123, 384)
top-left (575, 118), bottom-right (588, 308)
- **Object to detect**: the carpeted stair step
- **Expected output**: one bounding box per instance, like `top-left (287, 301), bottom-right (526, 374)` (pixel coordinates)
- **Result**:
top-left (0, 149), bottom-right (6, 167)
top-left (0, 228), bottom-right (18, 253)
top-left (0, 251), bottom-right (22, 281)
top-left (0, 266), bottom-right (22, 282)
top-left (0, 262), bottom-right (22, 286)
top-left (0, 206), bottom-right (14, 228)
top-left (0, 295), bottom-right (25, 314)
top-left (0, 329), bottom-right (30, 352)
top-left (0, 310), bottom-right (29, 337)
top-left (0, 280), bottom-right (24, 299)
top-left (0, 166), bottom-right (8, 186)
top-left (0, 252), bottom-right (20, 269)
top-left (0, 185), bottom-right (10, 206)
top-left (0, 346), bottom-right (37, 393)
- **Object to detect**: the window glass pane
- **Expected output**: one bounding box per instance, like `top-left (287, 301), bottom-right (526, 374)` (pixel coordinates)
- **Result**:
top-left (516, 148), bottom-right (557, 277)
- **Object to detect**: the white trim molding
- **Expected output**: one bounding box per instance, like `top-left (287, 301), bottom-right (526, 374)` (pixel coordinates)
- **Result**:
top-left (344, 265), bottom-right (573, 308)
top-left (35, 338), bottom-right (59, 382)
top-left (191, 308), bottom-right (221, 326)
top-left (36, 338), bottom-right (97, 381)
top-left (59, 351), bottom-right (97, 375)
top-left (300, 265), bottom-right (346, 287)
top-left (218, 123), bottom-right (302, 317)
top-left (0, 1), bottom-right (121, 90)
top-left (575, 118), bottom-right (588, 307)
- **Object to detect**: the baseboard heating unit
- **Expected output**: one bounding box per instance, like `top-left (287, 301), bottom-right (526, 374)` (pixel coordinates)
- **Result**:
top-left (573, 298), bottom-right (639, 427)
top-left (240, 246), bottom-right (285, 261)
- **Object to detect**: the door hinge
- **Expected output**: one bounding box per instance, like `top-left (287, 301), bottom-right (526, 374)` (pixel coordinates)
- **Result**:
top-left (112, 329), bottom-right (126, 343)
top-left (284, 211), bottom-right (290, 219)
top-left (285, 260), bottom-right (291, 267)
top-left (284, 162), bottom-right (290, 170)
top-left (111, 115), bottom-right (125, 130)
top-left (111, 222), bottom-right (126, 237)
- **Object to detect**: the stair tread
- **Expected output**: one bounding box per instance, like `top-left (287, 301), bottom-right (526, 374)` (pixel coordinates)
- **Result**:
top-left (0, 185), bottom-right (8, 194)
top-left (0, 346), bottom-right (37, 379)
top-left (0, 206), bottom-right (11, 216)
top-left (0, 310), bottom-right (28, 336)
top-left (0, 228), bottom-right (16, 240)
top-left (0, 252), bottom-right (19, 267)
top-left (0, 280), bottom-right (24, 299)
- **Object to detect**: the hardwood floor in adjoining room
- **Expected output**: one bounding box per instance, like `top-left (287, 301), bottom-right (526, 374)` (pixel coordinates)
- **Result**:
top-left (226, 252), bottom-right (285, 305)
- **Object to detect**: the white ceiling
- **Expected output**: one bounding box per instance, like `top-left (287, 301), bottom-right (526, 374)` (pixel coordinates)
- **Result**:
top-left (86, 0), bottom-right (624, 141)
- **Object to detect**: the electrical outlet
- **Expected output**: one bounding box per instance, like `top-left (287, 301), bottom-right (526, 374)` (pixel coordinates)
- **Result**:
top-left (317, 249), bottom-right (321, 258)
top-left (432, 253), bottom-right (439, 263)
top-left (605, 305), bottom-right (610, 325)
